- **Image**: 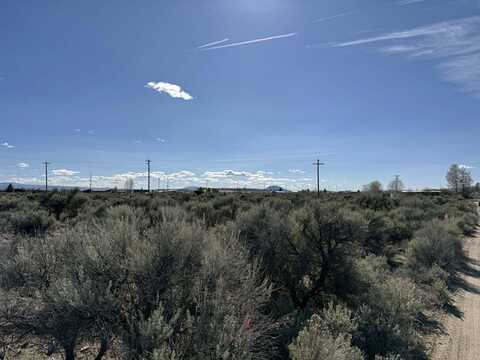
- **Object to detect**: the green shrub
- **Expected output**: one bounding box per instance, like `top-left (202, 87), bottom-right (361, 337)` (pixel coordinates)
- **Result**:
top-left (406, 220), bottom-right (463, 276)
top-left (8, 208), bottom-right (55, 235)
top-left (289, 313), bottom-right (363, 360)
top-left (353, 257), bottom-right (427, 359)
top-left (456, 212), bottom-right (478, 236)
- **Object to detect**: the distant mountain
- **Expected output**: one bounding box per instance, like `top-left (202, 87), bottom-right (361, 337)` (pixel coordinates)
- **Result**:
top-left (0, 182), bottom-right (108, 191)
top-left (178, 186), bottom-right (201, 192)
top-left (265, 185), bottom-right (288, 193)
top-left (0, 182), bottom-right (45, 191)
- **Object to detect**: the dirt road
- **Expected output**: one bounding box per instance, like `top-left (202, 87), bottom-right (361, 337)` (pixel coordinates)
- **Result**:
top-left (431, 229), bottom-right (480, 360)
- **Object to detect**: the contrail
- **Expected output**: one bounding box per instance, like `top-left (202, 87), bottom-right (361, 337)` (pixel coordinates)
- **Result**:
top-left (314, 11), bottom-right (354, 23)
top-left (197, 38), bottom-right (230, 49)
top-left (200, 33), bottom-right (297, 51)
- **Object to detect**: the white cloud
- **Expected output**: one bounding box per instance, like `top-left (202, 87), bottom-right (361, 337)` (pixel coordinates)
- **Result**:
top-left (134, 140), bottom-right (142, 144)
top-left (146, 82), bottom-right (193, 100)
top-left (156, 138), bottom-right (166, 143)
top-left (334, 16), bottom-right (480, 97)
top-left (17, 162), bottom-right (29, 168)
top-left (288, 169), bottom-right (305, 174)
top-left (52, 169), bottom-right (79, 176)
top-left (459, 164), bottom-right (474, 169)
top-left (1, 142), bottom-right (15, 149)
top-left (200, 33), bottom-right (297, 51)
top-left (6, 167), bottom-right (318, 191)
top-left (74, 128), bottom-right (81, 132)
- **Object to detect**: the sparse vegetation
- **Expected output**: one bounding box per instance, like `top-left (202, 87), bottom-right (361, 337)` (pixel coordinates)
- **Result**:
top-left (0, 189), bottom-right (477, 359)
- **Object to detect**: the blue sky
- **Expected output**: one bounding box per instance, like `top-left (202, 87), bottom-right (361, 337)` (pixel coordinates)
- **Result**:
top-left (1, 0), bottom-right (479, 190)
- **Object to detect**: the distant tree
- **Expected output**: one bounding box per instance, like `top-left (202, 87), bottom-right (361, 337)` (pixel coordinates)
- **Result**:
top-left (363, 181), bottom-right (383, 193)
top-left (388, 177), bottom-right (404, 192)
top-left (459, 166), bottom-right (473, 192)
top-left (446, 164), bottom-right (461, 192)
top-left (447, 164), bottom-right (473, 192)
top-left (124, 178), bottom-right (134, 193)
top-left (5, 184), bottom-right (14, 193)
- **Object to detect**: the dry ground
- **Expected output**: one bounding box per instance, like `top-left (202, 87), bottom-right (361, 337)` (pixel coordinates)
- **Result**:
top-left (431, 227), bottom-right (480, 360)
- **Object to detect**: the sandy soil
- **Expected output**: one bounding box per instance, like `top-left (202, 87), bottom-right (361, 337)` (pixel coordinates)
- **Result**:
top-left (431, 227), bottom-right (480, 360)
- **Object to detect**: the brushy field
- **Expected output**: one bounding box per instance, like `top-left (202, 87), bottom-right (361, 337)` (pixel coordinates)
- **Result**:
top-left (0, 189), bottom-right (478, 360)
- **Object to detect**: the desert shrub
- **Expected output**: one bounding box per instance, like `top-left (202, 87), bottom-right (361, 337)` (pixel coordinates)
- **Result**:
top-left (353, 256), bottom-right (427, 359)
top-left (375, 355), bottom-right (402, 360)
top-left (39, 189), bottom-right (88, 220)
top-left (319, 303), bottom-right (358, 337)
top-left (289, 202), bottom-right (367, 308)
top-left (456, 212), bottom-right (478, 236)
top-left (390, 207), bottom-right (426, 237)
top-left (0, 191), bottom-right (476, 360)
top-left (361, 211), bottom-right (411, 256)
top-left (356, 193), bottom-right (394, 211)
top-left (7, 207), bottom-right (54, 235)
top-left (0, 195), bottom-right (23, 212)
top-left (136, 228), bottom-right (275, 360)
top-left (0, 203), bottom-right (277, 360)
top-left (405, 220), bottom-right (463, 277)
top-left (236, 204), bottom-right (290, 258)
top-left (62, 192), bottom-right (89, 219)
top-left (0, 205), bottom-right (202, 360)
top-left (289, 313), bottom-right (363, 360)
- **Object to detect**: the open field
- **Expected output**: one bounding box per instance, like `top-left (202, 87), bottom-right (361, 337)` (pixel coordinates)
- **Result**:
top-left (0, 190), bottom-right (478, 360)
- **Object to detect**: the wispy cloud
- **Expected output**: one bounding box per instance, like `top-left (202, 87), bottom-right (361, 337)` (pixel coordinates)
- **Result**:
top-left (396, 0), bottom-right (426, 5)
top-left (288, 169), bottom-right (306, 174)
top-left (156, 138), bottom-right (166, 143)
top-left (333, 22), bottom-right (453, 47)
top-left (314, 12), bottom-right (354, 23)
top-left (17, 162), bottom-right (29, 168)
top-left (459, 164), bottom-right (474, 169)
top-left (52, 169), bottom-right (79, 176)
top-left (333, 16), bottom-right (480, 97)
top-left (197, 38), bottom-right (229, 49)
top-left (87, 130), bottom-right (95, 135)
top-left (74, 128), bottom-right (81, 132)
top-left (146, 82), bottom-right (193, 100)
top-left (1, 142), bottom-right (15, 149)
top-left (200, 33), bottom-right (297, 51)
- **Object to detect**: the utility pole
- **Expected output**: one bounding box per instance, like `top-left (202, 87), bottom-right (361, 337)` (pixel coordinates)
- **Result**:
top-left (89, 173), bottom-right (93, 192)
top-left (313, 160), bottom-right (325, 198)
top-left (43, 162), bottom-right (50, 191)
top-left (145, 160), bottom-right (151, 192)
top-left (157, 178), bottom-right (160, 192)
top-left (394, 175), bottom-right (400, 192)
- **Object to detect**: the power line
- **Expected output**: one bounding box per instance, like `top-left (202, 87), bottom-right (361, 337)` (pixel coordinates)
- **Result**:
top-left (313, 160), bottom-right (325, 198)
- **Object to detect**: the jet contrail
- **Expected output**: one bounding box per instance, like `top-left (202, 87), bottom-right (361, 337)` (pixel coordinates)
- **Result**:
top-left (314, 11), bottom-right (354, 23)
top-left (197, 38), bottom-right (230, 49)
top-left (200, 33), bottom-right (297, 51)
